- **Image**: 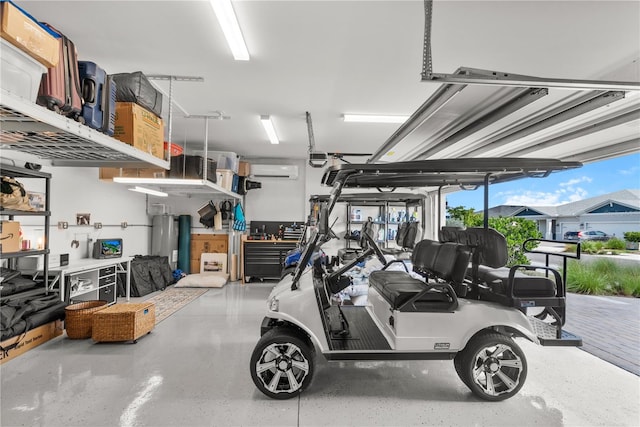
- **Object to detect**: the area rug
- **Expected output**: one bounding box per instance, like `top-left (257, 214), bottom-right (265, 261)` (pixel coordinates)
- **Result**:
top-left (146, 287), bottom-right (209, 323)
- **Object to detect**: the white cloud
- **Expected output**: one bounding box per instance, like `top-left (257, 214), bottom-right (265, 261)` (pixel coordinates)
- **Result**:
top-left (619, 166), bottom-right (639, 176)
top-left (502, 187), bottom-right (589, 206)
top-left (559, 176), bottom-right (592, 187)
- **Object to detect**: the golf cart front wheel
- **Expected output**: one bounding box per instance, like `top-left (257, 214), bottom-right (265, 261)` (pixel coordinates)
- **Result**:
top-left (457, 332), bottom-right (527, 401)
top-left (250, 327), bottom-right (315, 400)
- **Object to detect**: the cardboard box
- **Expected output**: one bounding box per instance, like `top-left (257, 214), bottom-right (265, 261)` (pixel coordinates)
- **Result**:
top-left (99, 167), bottom-right (167, 181)
top-left (238, 161), bottom-right (251, 177)
top-left (0, 320), bottom-right (63, 365)
top-left (114, 102), bottom-right (164, 160)
top-left (0, 220), bottom-right (20, 253)
top-left (0, 2), bottom-right (59, 68)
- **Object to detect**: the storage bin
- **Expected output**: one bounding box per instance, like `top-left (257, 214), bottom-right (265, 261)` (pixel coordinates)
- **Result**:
top-left (192, 150), bottom-right (239, 174)
top-left (218, 169), bottom-right (234, 191)
top-left (0, 38), bottom-right (46, 102)
top-left (91, 302), bottom-right (155, 343)
top-left (64, 300), bottom-right (108, 339)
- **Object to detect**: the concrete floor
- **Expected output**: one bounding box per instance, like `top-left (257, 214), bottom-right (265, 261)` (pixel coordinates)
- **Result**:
top-left (1, 282), bottom-right (639, 427)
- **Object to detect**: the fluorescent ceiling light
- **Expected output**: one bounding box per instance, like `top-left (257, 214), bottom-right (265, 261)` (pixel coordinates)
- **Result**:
top-left (342, 114), bottom-right (409, 124)
top-left (260, 115), bottom-right (280, 144)
top-left (210, 0), bottom-right (250, 61)
top-left (128, 186), bottom-right (168, 197)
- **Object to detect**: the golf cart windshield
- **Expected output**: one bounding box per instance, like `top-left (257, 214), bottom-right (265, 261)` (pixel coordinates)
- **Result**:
top-left (290, 157), bottom-right (582, 290)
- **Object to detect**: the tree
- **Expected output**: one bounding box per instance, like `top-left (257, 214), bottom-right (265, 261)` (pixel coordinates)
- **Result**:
top-left (447, 206), bottom-right (482, 227)
top-left (446, 205), bottom-right (541, 266)
top-left (487, 217), bottom-right (542, 266)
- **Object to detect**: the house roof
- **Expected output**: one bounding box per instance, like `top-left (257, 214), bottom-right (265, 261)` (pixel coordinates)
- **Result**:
top-left (488, 189), bottom-right (640, 218)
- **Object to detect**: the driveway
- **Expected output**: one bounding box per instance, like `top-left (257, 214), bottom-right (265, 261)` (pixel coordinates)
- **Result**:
top-left (565, 293), bottom-right (640, 376)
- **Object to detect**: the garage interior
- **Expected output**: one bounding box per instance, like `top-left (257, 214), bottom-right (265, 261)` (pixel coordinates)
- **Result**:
top-left (1, 1), bottom-right (639, 426)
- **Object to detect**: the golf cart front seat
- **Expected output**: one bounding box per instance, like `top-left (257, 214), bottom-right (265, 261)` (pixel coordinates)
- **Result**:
top-left (369, 241), bottom-right (471, 311)
top-left (381, 221), bottom-right (419, 258)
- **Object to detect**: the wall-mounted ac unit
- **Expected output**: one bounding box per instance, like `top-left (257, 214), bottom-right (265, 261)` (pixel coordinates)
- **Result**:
top-left (250, 164), bottom-right (299, 180)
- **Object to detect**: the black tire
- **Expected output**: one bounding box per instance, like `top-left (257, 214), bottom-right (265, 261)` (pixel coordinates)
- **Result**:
top-left (250, 327), bottom-right (315, 400)
top-left (280, 266), bottom-right (296, 280)
top-left (456, 332), bottom-right (527, 401)
top-left (453, 352), bottom-right (470, 388)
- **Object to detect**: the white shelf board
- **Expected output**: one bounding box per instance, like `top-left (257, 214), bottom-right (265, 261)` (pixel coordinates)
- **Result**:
top-left (0, 89), bottom-right (170, 169)
top-left (113, 177), bottom-right (241, 199)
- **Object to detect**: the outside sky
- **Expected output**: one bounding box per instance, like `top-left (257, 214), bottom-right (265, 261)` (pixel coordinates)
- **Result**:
top-left (445, 152), bottom-right (640, 211)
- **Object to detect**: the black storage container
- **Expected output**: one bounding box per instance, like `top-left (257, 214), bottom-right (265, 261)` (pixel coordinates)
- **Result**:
top-left (111, 71), bottom-right (163, 118)
top-left (169, 155), bottom-right (217, 183)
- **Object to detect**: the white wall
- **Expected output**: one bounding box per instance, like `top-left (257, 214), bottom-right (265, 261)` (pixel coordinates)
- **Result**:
top-left (243, 158), bottom-right (306, 223)
top-left (3, 162), bottom-right (152, 263)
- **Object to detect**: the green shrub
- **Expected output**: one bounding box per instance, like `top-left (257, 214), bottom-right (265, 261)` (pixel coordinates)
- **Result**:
top-left (565, 260), bottom-right (608, 294)
top-left (605, 238), bottom-right (626, 250)
top-left (623, 231), bottom-right (640, 243)
top-left (609, 265), bottom-right (640, 297)
top-left (564, 259), bottom-right (640, 297)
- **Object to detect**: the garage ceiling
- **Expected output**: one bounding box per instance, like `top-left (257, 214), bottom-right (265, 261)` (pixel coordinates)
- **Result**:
top-left (17, 0), bottom-right (640, 163)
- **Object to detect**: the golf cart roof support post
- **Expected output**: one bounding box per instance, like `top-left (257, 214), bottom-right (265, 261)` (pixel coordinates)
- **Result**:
top-left (484, 174), bottom-right (491, 229)
top-left (438, 186), bottom-right (443, 232)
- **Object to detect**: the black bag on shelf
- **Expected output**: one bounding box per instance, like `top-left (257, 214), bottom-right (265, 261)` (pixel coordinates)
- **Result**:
top-left (111, 71), bottom-right (163, 117)
top-left (0, 276), bottom-right (38, 297)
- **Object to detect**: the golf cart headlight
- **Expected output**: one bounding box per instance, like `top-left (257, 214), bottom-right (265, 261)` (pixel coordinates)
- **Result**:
top-left (268, 297), bottom-right (279, 312)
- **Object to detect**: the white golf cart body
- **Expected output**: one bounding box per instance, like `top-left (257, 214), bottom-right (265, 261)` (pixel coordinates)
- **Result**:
top-left (251, 158), bottom-right (583, 401)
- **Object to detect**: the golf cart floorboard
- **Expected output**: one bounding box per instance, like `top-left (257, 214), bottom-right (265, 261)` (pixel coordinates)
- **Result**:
top-left (327, 306), bottom-right (391, 352)
top-left (528, 316), bottom-right (583, 346)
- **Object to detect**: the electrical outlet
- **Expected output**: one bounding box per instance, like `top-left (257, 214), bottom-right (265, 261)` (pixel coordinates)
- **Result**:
top-left (57, 221), bottom-right (68, 229)
top-left (121, 222), bottom-right (128, 229)
top-left (94, 222), bottom-right (102, 229)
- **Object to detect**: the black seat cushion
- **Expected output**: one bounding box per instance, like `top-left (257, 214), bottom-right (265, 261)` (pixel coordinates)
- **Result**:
top-left (476, 266), bottom-right (556, 297)
top-left (369, 271), bottom-right (428, 309)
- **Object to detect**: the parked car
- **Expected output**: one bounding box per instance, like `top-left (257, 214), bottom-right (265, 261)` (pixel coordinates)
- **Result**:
top-left (564, 231), bottom-right (580, 240)
top-left (580, 230), bottom-right (612, 241)
top-left (564, 230), bottom-right (611, 241)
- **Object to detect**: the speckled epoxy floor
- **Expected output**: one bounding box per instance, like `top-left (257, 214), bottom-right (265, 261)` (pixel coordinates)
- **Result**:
top-left (1, 282), bottom-right (639, 427)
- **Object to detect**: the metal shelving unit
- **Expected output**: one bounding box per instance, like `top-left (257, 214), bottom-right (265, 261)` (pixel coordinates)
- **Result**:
top-left (0, 164), bottom-right (51, 293)
top-left (111, 177), bottom-right (241, 199)
top-left (0, 89), bottom-right (170, 169)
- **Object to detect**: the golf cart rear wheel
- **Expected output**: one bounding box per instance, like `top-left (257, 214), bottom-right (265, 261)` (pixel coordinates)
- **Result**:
top-left (250, 327), bottom-right (315, 400)
top-left (457, 332), bottom-right (527, 401)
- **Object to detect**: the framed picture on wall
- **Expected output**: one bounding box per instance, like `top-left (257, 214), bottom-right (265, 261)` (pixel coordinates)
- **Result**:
top-left (200, 253), bottom-right (227, 274)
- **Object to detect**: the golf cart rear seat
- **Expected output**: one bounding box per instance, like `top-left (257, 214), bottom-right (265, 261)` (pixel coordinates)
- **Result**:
top-left (368, 240), bottom-right (471, 311)
top-left (439, 227), bottom-right (557, 305)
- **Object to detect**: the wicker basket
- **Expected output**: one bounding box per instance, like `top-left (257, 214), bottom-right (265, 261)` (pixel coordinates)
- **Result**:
top-left (65, 300), bottom-right (108, 339)
top-left (92, 302), bottom-right (155, 343)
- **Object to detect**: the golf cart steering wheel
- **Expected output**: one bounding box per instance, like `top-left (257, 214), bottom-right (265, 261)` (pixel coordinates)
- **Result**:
top-left (360, 218), bottom-right (387, 265)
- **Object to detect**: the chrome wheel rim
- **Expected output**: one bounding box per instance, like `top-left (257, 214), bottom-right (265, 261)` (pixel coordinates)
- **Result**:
top-left (471, 343), bottom-right (523, 397)
top-left (255, 342), bottom-right (310, 395)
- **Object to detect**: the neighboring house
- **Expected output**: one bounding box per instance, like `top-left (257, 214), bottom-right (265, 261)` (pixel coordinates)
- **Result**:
top-left (484, 189), bottom-right (640, 240)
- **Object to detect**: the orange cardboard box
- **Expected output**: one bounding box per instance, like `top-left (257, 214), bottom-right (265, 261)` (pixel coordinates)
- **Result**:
top-left (0, 2), bottom-right (59, 68)
top-left (0, 220), bottom-right (20, 253)
top-left (0, 320), bottom-right (63, 365)
top-left (114, 102), bottom-right (164, 160)
top-left (99, 167), bottom-right (166, 181)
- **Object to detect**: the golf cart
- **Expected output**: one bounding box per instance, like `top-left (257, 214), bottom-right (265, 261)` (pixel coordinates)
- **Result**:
top-left (250, 158), bottom-right (583, 401)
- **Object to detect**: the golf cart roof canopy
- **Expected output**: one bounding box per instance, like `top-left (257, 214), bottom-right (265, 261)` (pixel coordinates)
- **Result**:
top-left (321, 158), bottom-right (582, 188)
top-left (310, 193), bottom-right (426, 204)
